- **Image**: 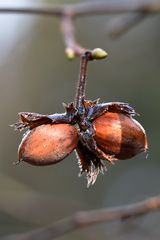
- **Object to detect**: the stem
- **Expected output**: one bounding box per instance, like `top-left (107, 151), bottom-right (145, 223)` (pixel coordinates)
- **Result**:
top-left (60, 13), bottom-right (87, 57)
top-left (75, 52), bottom-right (91, 109)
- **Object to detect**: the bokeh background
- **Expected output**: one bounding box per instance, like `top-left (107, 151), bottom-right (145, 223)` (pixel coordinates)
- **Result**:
top-left (0, 0), bottom-right (160, 239)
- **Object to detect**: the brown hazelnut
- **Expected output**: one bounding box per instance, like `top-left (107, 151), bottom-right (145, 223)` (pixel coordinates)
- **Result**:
top-left (93, 112), bottom-right (148, 160)
top-left (18, 123), bottom-right (78, 165)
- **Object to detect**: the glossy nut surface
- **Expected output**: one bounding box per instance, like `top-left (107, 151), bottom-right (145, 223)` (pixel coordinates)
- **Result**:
top-left (93, 112), bottom-right (148, 160)
top-left (18, 124), bottom-right (78, 165)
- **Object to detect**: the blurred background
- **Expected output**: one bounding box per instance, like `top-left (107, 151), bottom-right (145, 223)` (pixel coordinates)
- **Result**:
top-left (0, 0), bottom-right (160, 239)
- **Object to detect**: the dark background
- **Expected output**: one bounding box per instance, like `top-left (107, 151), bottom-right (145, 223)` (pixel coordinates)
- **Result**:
top-left (0, 0), bottom-right (160, 239)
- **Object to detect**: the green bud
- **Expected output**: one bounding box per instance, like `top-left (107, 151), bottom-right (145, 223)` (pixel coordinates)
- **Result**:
top-left (65, 48), bottom-right (75, 60)
top-left (92, 48), bottom-right (108, 60)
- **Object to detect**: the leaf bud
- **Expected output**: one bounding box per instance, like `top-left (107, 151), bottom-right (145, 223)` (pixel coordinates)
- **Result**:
top-left (65, 48), bottom-right (75, 60)
top-left (92, 48), bottom-right (108, 60)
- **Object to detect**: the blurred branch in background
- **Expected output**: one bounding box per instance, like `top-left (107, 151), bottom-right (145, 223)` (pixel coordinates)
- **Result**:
top-left (1, 195), bottom-right (160, 240)
top-left (107, 12), bottom-right (148, 38)
top-left (0, 1), bottom-right (160, 56)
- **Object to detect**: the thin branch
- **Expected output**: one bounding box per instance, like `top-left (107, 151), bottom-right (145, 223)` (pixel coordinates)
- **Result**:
top-left (0, 1), bottom-right (160, 16)
top-left (0, 1), bottom-right (159, 56)
top-left (60, 13), bottom-right (87, 57)
top-left (75, 53), bottom-right (91, 109)
top-left (72, 1), bottom-right (160, 16)
top-left (2, 195), bottom-right (160, 240)
top-left (0, 4), bottom-right (66, 16)
top-left (107, 13), bottom-right (147, 38)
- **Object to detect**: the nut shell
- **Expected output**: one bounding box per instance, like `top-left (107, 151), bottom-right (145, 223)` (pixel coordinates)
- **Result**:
top-left (18, 123), bottom-right (78, 165)
top-left (93, 112), bottom-right (148, 160)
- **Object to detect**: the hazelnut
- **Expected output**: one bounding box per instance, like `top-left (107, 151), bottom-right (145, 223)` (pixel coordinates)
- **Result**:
top-left (93, 112), bottom-right (148, 160)
top-left (18, 123), bottom-right (78, 165)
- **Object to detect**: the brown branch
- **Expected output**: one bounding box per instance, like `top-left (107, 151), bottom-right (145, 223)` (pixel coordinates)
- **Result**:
top-left (72, 1), bottom-right (160, 16)
top-left (0, 4), bottom-right (65, 16)
top-left (107, 13), bottom-right (147, 38)
top-left (75, 53), bottom-right (91, 108)
top-left (60, 13), bottom-right (87, 57)
top-left (2, 195), bottom-right (160, 240)
top-left (0, 1), bottom-right (160, 56)
top-left (0, 1), bottom-right (160, 16)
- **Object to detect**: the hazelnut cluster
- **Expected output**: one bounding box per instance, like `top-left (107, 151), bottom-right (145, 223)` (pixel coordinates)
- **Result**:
top-left (13, 50), bottom-right (148, 186)
top-left (14, 100), bottom-right (147, 186)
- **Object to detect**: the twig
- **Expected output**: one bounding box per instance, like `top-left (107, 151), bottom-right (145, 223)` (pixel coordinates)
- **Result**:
top-left (0, 1), bottom-right (160, 16)
top-left (60, 13), bottom-right (87, 57)
top-left (0, 1), bottom-right (160, 56)
top-left (107, 13), bottom-right (147, 38)
top-left (2, 195), bottom-right (160, 240)
top-left (75, 53), bottom-right (91, 108)
top-left (0, 4), bottom-right (65, 16)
